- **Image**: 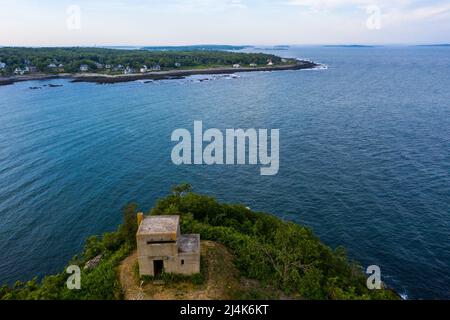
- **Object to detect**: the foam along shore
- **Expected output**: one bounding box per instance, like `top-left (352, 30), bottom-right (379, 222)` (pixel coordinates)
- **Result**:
top-left (0, 60), bottom-right (319, 86)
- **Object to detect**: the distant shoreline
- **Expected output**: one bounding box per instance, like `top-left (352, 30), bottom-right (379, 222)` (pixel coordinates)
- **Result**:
top-left (0, 60), bottom-right (319, 86)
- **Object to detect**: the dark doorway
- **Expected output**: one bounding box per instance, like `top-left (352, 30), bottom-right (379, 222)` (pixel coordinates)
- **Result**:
top-left (153, 260), bottom-right (164, 277)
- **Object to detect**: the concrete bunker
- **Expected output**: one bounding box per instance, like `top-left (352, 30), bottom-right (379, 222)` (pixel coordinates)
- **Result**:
top-left (136, 215), bottom-right (200, 276)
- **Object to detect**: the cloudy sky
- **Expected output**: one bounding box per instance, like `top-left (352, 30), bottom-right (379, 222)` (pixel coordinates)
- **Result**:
top-left (1, 0), bottom-right (449, 46)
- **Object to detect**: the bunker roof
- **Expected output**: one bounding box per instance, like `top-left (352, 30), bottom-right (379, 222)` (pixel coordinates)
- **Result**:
top-left (178, 234), bottom-right (200, 254)
top-left (137, 215), bottom-right (180, 236)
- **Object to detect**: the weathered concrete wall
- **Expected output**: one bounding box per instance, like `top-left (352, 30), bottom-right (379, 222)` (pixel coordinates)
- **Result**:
top-left (176, 252), bottom-right (201, 274)
top-left (138, 251), bottom-right (200, 276)
top-left (138, 256), bottom-right (156, 276)
top-left (137, 238), bottom-right (178, 257)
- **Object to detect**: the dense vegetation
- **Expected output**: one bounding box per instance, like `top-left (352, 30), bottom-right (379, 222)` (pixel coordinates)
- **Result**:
top-left (0, 185), bottom-right (398, 300)
top-left (0, 47), bottom-right (287, 75)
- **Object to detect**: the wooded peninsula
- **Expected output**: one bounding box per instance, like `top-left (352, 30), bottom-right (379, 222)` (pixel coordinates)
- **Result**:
top-left (0, 47), bottom-right (318, 85)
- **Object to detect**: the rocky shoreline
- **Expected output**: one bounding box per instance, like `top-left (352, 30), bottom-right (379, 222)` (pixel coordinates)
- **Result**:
top-left (0, 60), bottom-right (319, 86)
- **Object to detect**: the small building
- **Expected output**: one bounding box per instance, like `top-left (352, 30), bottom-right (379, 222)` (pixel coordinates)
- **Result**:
top-left (140, 65), bottom-right (148, 73)
top-left (267, 60), bottom-right (274, 66)
top-left (137, 215), bottom-right (200, 277)
top-left (124, 66), bottom-right (135, 74)
top-left (151, 65), bottom-right (161, 71)
top-left (233, 64), bottom-right (240, 68)
top-left (249, 63), bottom-right (257, 67)
top-left (14, 67), bottom-right (28, 75)
top-left (80, 64), bottom-right (89, 72)
top-left (94, 62), bottom-right (103, 69)
top-left (0, 62), bottom-right (6, 70)
top-left (48, 63), bottom-right (58, 68)
top-left (174, 62), bottom-right (181, 68)
top-left (114, 64), bottom-right (124, 71)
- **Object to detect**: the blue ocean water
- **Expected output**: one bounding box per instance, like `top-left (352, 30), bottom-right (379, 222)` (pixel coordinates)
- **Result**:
top-left (0, 46), bottom-right (449, 299)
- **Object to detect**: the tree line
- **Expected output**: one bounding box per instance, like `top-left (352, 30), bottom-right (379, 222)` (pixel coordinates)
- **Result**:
top-left (0, 47), bottom-right (287, 75)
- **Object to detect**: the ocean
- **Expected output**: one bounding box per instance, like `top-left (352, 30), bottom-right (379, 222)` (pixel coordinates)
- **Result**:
top-left (0, 46), bottom-right (449, 299)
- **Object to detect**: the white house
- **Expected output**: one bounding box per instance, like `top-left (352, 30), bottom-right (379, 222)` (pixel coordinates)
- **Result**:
top-left (174, 62), bottom-right (181, 68)
top-left (249, 63), bottom-right (257, 67)
top-left (14, 67), bottom-right (27, 75)
top-left (94, 62), bottom-right (103, 69)
top-left (80, 64), bottom-right (89, 72)
top-left (140, 65), bottom-right (148, 73)
top-left (48, 63), bottom-right (58, 68)
top-left (152, 65), bottom-right (161, 71)
top-left (0, 62), bottom-right (7, 70)
top-left (267, 60), bottom-right (274, 66)
top-left (233, 64), bottom-right (240, 68)
top-left (124, 66), bottom-right (135, 74)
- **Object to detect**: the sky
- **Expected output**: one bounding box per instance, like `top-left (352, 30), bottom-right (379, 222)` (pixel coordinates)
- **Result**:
top-left (1, 0), bottom-right (449, 46)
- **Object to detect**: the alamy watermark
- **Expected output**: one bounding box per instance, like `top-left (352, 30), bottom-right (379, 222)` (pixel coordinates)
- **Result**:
top-left (366, 265), bottom-right (382, 290)
top-left (66, 265), bottom-right (81, 290)
top-left (171, 121), bottom-right (279, 176)
top-left (366, 5), bottom-right (382, 30)
top-left (66, 5), bottom-right (82, 31)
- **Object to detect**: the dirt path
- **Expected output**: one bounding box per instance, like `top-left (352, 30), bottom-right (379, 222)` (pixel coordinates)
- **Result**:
top-left (119, 251), bottom-right (145, 300)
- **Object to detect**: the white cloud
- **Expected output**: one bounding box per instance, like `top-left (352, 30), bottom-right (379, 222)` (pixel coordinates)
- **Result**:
top-left (286, 0), bottom-right (450, 23)
top-left (383, 2), bottom-right (450, 24)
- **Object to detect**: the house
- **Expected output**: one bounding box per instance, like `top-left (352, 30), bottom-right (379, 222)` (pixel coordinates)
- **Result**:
top-left (0, 62), bottom-right (7, 70)
top-left (232, 64), bottom-right (240, 68)
top-left (94, 62), bottom-right (103, 69)
top-left (14, 67), bottom-right (28, 75)
top-left (79, 64), bottom-right (89, 72)
top-left (140, 65), bottom-right (148, 73)
top-left (267, 60), bottom-right (274, 66)
top-left (137, 215), bottom-right (200, 277)
top-left (29, 66), bottom-right (38, 73)
top-left (151, 65), bottom-right (161, 71)
top-left (174, 62), bottom-right (181, 68)
top-left (58, 64), bottom-right (65, 68)
top-left (114, 64), bottom-right (124, 71)
top-left (48, 63), bottom-right (58, 68)
top-left (124, 66), bottom-right (135, 74)
top-left (105, 64), bottom-right (112, 69)
top-left (249, 63), bottom-right (257, 67)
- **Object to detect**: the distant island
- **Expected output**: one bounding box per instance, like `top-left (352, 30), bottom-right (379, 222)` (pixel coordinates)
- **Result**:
top-left (0, 185), bottom-right (399, 300)
top-left (0, 47), bottom-right (318, 86)
top-left (416, 44), bottom-right (450, 47)
top-left (140, 45), bottom-right (252, 51)
top-left (323, 45), bottom-right (377, 48)
top-left (253, 45), bottom-right (290, 51)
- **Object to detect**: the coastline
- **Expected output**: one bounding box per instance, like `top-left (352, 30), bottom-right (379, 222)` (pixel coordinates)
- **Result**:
top-left (0, 60), bottom-right (319, 86)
